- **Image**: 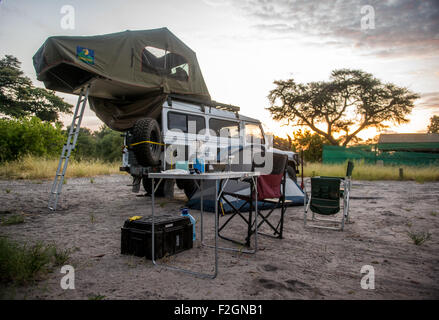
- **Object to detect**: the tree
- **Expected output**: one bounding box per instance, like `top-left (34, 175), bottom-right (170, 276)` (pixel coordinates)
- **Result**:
top-left (0, 117), bottom-right (65, 162)
top-left (95, 125), bottom-right (124, 162)
top-left (272, 135), bottom-right (293, 151)
top-left (268, 69), bottom-right (419, 146)
top-left (69, 127), bottom-right (97, 160)
top-left (427, 115), bottom-right (439, 133)
top-left (0, 55), bottom-right (72, 122)
top-left (291, 129), bottom-right (328, 162)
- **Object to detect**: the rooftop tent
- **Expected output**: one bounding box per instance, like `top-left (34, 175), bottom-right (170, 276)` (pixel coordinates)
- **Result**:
top-left (33, 28), bottom-right (211, 131)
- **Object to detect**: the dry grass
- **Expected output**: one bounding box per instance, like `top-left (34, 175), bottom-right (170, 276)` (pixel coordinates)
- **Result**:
top-left (0, 155), bottom-right (123, 180)
top-left (1, 157), bottom-right (437, 182)
top-left (303, 161), bottom-right (439, 182)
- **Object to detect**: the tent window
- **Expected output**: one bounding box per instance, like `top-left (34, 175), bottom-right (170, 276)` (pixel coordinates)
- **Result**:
top-left (142, 46), bottom-right (189, 82)
top-left (168, 112), bottom-right (205, 134)
top-left (209, 119), bottom-right (240, 138)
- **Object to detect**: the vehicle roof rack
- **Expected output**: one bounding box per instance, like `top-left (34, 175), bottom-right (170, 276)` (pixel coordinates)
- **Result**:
top-left (168, 93), bottom-right (240, 113)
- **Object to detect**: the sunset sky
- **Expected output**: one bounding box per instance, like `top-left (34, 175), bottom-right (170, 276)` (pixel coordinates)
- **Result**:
top-left (1, 0), bottom-right (438, 140)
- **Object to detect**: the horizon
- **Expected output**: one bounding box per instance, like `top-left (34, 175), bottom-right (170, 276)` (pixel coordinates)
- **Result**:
top-left (1, 0), bottom-right (438, 141)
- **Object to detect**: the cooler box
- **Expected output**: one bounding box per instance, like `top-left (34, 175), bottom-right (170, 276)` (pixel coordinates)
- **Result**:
top-left (121, 214), bottom-right (193, 260)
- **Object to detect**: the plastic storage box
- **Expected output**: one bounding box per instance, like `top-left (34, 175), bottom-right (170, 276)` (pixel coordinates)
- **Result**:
top-left (121, 214), bottom-right (193, 260)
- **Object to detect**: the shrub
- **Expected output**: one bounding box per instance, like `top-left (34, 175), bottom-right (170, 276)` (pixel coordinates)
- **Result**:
top-left (0, 238), bottom-right (71, 285)
top-left (0, 117), bottom-right (65, 162)
top-left (407, 231), bottom-right (431, 246)
top-left (1, 214), bottom-right (25, 226)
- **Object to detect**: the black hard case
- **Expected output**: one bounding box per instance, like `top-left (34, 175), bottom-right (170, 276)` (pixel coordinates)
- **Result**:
top-left (121, 214), bottom-right (193, 259)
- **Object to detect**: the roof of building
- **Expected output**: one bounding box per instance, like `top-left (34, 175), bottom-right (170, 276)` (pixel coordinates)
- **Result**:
top-left (378, 133), bottom-right (439, 144)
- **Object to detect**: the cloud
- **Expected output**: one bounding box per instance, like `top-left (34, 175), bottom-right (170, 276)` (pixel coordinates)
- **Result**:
top-left (416, 91), bottom-right (439, 113)
top-left (231, 0), bottom-right (439, 58)
top-left (202, 0), bottom-right (231, 7)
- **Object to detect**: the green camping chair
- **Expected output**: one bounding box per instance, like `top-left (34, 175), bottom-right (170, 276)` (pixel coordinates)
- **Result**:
top-left (304, 161), bottom-right (354, 231)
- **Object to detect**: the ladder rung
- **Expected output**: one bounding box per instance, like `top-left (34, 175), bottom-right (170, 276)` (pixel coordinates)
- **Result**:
top-left (48, 84), bottom-right (89, 211)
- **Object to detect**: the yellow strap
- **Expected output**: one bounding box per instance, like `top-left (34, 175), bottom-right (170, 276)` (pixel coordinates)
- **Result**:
top-left (219, 202), bottom-right (225, 216)
top-left (129, 215), bottom-right (142, 221)
top-left (127, 140), bottom-right (165, 147)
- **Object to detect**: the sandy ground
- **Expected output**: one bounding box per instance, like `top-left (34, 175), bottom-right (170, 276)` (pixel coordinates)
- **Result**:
top-left (0, 174), bottom-right (438, 300)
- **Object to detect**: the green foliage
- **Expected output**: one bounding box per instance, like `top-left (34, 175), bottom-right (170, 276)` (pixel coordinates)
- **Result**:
top-left (0, 238), bottom-right (70, 285)
top-left (407, 231), bottom-right (431, 246)
top-left (268, 69), bottom-right (419, 146)
top-left (71, 125), bottom-right (124, 162)
top-left (0, 117), bottom-right (65, 162)
top-left (427, 115), bottom-right (439, 133)
top-left (0, 55), bottom-right (72, 122)
top-left (272, 135), bottom-right (293, 151)
top-left (51, 247), bottom-right (72, 267)
top-left (1, 214), bottom-right (25, 226)
top-left (0, 117), bottom-right (124, 163)
top-left (95, 126), bottom-right (124, 162)
top-left (70, 127), bottom-right (98, 160)
top-left (292, 129), bottom-right (328, 162)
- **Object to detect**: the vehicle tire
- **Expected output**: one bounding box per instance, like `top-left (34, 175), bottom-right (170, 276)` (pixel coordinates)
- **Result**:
top-left (176, 179), bottom-right (186, 190)
top-left (161, 179), bottom-right (175, 199)
top-left (177, 179), bottom-right (197, 200)
top-left (142, 177), bottom-right (175, 199)
top-left (142, 176), bottom-right (156, 195)
top-left (287, 165), bottom-right (297, 182)
top-left (132, 118), bottom-right (162, 167)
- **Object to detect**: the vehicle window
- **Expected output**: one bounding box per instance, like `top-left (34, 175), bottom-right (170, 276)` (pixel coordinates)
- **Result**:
top-left (141, 46), bottom-right (189, 81)
top-left (168, 112), bottom-right (205, 134)
top-left (245, 123), bottom-right (264, 143)
top-left (188, 115), bottom-right (205, 134)
top-left (209, 118), bottom-right (240, 138)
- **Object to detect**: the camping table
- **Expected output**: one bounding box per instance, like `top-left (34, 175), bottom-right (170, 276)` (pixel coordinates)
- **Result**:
top-left (148, 171), bottom-right (260, 279)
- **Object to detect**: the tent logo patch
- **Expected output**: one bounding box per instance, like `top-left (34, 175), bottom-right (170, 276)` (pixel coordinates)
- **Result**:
top-left (76, 46), bottom-right (94, 65)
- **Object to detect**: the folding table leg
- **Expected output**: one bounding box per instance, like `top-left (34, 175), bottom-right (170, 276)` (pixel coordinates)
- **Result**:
top-left (151, 177), bottom-right (218, 279)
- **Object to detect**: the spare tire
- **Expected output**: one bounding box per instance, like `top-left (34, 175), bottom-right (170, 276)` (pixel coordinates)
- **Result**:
top-left (132, 118), bottom-right (162, 167)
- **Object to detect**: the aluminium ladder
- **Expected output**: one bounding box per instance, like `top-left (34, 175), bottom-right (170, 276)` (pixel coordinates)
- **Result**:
top-left (48, 85), bottom-right (90, 210)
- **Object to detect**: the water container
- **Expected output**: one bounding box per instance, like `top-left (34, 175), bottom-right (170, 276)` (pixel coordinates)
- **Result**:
top-left (180, 208), bottom-right (196, 241)
top-left (175, 161), bottom-right (189, 171)
top-left (193, 157), bottom-right (205, 173)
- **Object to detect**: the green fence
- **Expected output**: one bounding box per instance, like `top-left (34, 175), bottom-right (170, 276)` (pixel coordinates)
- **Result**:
top-left (323, 144), bottom-right (439, 166)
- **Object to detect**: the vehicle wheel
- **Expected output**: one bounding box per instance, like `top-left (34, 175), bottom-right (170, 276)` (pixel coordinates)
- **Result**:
top-left (132, 118), bottom-right (162, 167)
top-left (162, 179), bottom-right (175, 199)
top-left (176, 179), bottom-right (186, 190)
top-left (177, 179), bottom-right (197, 200)
top-left (142, 177), bottom-right (156, 195)
top-left (143, 177), bottom-right (175, 199)
top-left (287, 165), bottom-right (297, 182)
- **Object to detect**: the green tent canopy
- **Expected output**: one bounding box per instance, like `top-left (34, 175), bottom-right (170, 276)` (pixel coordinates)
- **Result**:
top-left (33, 28), bottom-right (211, 130)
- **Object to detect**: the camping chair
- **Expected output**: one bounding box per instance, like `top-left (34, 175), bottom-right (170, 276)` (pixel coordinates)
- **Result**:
top-left (321, 161), bottom-right (354, 199)
top-left (303, 161), bottom-right (354, 231)
top-left (218, 153), bottom-right (289, 246)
